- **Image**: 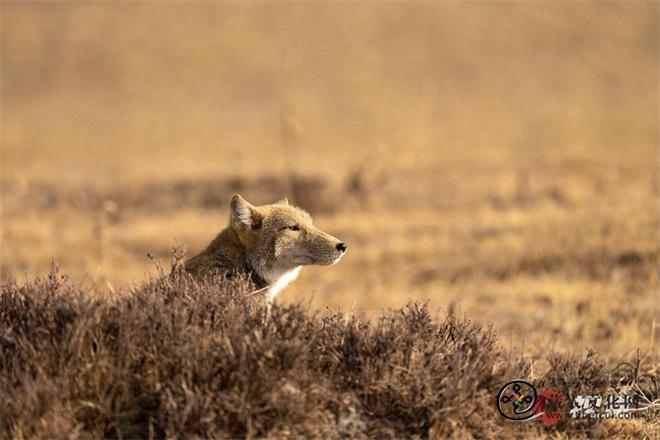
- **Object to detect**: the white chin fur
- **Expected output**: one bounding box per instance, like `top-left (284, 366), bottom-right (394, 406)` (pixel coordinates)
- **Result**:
top-left (264, 266), bottom-right (302, 301)
top-left (329, 253), bottom-right (344, 266)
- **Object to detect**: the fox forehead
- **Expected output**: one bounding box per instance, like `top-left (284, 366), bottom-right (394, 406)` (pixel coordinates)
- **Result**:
top-left (258, 205), bottom-right (313, 226)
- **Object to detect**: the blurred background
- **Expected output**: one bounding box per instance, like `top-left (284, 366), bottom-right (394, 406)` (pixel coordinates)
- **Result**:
top-left (1, 2), bottom-right (658, 358)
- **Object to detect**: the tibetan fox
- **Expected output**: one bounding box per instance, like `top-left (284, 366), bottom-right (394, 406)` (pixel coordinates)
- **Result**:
top-left (185, 194), bottom-right (347, 301)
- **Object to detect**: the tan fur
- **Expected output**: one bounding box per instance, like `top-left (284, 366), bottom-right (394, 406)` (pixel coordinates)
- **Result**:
top-left (185, 194), bottom-right (347, 300)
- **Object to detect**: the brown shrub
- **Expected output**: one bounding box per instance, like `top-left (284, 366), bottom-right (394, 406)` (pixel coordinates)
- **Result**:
top-left (0, 267), bottom-right (656, 438)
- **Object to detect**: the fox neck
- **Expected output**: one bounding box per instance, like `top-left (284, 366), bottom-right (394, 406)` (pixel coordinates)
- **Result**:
top-left (261, 266), bottom-right (302, 301)
top-left (230, 228), bottom-right (301, 299)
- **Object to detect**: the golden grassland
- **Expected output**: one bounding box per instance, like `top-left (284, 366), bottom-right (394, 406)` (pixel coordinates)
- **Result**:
top-left (1, 0), bottom-right (658, 412)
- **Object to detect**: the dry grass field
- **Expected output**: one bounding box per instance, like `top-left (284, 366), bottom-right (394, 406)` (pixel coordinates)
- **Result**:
top-left (1, 2), bottom-right (659, 437)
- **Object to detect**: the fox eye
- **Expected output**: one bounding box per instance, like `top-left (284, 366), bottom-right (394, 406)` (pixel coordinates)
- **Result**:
top-left (284, 224), bottom-right (300, 231)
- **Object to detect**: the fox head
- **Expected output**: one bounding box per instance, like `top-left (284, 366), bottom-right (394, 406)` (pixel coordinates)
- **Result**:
top-left (229, 194), bottom-right (347, 281)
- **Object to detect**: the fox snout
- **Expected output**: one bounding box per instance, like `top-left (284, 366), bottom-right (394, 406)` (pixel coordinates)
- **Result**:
top-left (304, 229), bottom-right (347, 266)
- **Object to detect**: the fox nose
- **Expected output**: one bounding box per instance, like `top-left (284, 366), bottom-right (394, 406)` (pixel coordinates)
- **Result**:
top-left (336, 242), bottom-right (347, 253)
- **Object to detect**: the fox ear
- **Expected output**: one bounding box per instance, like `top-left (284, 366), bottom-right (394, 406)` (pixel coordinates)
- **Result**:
top-left (230, 194), bottom-right (255, 229)
top-left (275, 197), bottom-right (289, 206)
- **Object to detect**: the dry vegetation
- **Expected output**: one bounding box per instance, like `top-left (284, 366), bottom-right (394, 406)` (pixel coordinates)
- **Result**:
top-left (1, 267), bottom-right (657, 438)
top-left (1, 1), bottom-right (659, 437)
